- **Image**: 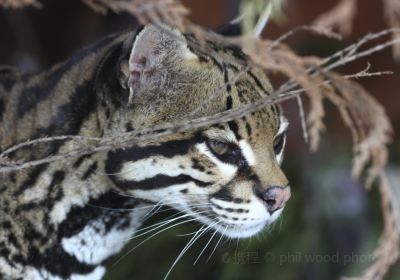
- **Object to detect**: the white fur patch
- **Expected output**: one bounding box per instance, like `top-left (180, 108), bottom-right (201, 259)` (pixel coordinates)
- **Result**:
top-left (182, 47), bottom-right (198, 60)
top-left (62, 224), bottom-right (130, 265)
top-left (276, 136), bottom-right (286, 164)
top-left (118, 155), bottom-right (213, 187)
top-left (238, 140), bottom-right (256, 166)
top-left (61, 211), bottom-right (141, 265)
top-left (120, 156), bottom-right (186, 181)
top-left (49, 175), bottom-right (107, 225)
top-left (278, 115), bottom-right (289, 135)
top-left (131, 182), bottom-right (199, 209)
top-left (276, 115), bottom-right (289, 164)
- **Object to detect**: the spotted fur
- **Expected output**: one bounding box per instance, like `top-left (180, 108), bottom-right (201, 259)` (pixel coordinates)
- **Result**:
top-left (0, 24), bottom-right (290, 279)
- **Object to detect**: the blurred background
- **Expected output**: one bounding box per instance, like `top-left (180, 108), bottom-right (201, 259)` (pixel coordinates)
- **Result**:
top-left (0, 0), bottom-right (399, 279)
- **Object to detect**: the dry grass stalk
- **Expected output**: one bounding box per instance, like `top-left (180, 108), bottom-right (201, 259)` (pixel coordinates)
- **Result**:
top-left (296, 94), bottom-right (309, 143)
top-left (267, 25), bottom-right (343, 51)
top-left (241, 37), bottom-right (327, 150)
top-left (313, 0), bottom-right (400, 61)
top-left (243, 32), bottom-right (335, 149)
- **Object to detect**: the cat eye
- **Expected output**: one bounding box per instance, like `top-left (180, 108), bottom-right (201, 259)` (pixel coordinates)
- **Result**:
top-left (207, 139), bottom-right (229, 155)
top-left (273, 133), bottom-right (285, 155)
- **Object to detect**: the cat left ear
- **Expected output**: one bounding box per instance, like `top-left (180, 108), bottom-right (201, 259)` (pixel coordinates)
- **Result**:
top-left (126, 24), bottom-right (197, 103)
top-left (127, 26), bottom-right (159, 103)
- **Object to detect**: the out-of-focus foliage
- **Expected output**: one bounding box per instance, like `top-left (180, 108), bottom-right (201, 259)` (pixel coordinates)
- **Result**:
top-left (239, 0), bottom-right (285, 34)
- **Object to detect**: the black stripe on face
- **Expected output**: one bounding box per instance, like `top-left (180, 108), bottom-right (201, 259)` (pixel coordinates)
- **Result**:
top-left (228, 120), bottom-right (241, 140)
top-left (271, 104), bottom-right (282, 126)
top-left (223, 63), bottom-right (232, 92)
top-left (206, 140), bottom-right (247, 169)
top-left (212, 186), bottom-right (233, 202)
top-left (222, 44), bottom-right (248, 61)
top-left (186, 45), bottom-right (224, 72)
top-left (105, 138), bottom-right (196, 175)
top-left (245, 121), bottom-right (252, 137)
top-left (226, 95), bottom-right (233, 110)
top-left (115, 174), bottom-right (209, 190)
top-left (246, 70), bottom-right (269, 94)
top-left (275, 107), bottom-right (281, 131)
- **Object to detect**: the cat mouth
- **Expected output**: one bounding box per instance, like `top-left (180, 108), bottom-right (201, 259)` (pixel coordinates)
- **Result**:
top-left (186, 205), bottom-right (275, 238)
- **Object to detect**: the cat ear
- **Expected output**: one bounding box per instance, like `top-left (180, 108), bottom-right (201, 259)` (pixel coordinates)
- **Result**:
top-left (127, 24), bottom-right (197, 103)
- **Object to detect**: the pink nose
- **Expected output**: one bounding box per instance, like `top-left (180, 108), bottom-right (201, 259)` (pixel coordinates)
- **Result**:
top-left (261, 186), bottom-right (291, 214)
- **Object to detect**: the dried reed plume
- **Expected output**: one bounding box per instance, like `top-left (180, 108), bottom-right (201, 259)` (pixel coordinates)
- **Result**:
top-left (313, 0), bottom-right (400, 61)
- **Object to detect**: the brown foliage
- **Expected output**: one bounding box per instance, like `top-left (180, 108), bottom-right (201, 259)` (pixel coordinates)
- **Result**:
top-left (383, 0), bottom-right (400, 60)
top-left (313, 0), bottom-right (357, 36)
top-left (0, 0), bottom-right (41, 8)
top-left (81, 0), bottom-right (189, 30)
top-left (313, 0), bottom-right (400, 61)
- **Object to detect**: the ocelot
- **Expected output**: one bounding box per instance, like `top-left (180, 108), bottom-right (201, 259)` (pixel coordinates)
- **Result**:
top-left (0, 24), bottom-right (291, 279)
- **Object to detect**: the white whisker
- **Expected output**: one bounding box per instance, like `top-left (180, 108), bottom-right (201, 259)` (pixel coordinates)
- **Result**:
top-left (111, 215), bottom-right (208, 268)
top-left (141, 200), bottom-right (164, 220)
top-left (175, 221), bottom-right (215, 237)
top-left (193, 221), bottom-right (220, 265)
top-left (206, 226), bottom-right (227, 263)
top-left (133, 212), bottom-right (181, 235)
top-left (122, 210), bottom-right (210, 242)
top-left (163, 225), bottom-right (207, 280)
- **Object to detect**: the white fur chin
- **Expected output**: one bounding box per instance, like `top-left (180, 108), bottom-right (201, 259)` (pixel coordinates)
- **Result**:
top-left (221, 222), bottom-right (266, 239)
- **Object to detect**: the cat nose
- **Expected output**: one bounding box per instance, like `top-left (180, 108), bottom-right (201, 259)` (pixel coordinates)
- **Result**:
top-left (258, 186), bottom-right (291, 214)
